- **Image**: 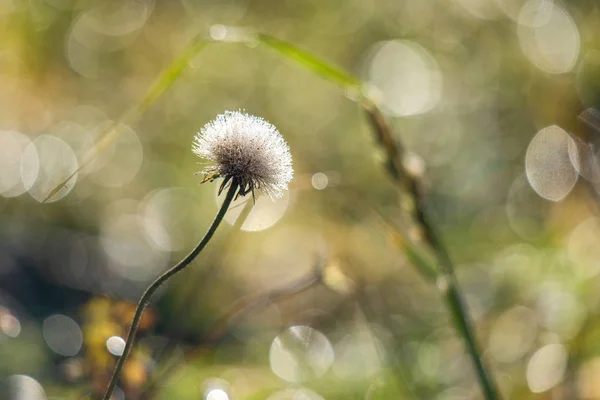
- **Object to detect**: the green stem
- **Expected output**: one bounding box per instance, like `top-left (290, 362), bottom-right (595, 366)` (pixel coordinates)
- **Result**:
top-left (446, 283), bottom-right (498, 400)
top-left (101, 182), bottom-right (238, 400)
top-left (417, 207), bottom-right (500, 400)
top-left (251, 34), bottom-right (501, 400)
top-left (171, 197), bottom-right (254, 333)
top-left (260, 36), bottom-right (499, 399)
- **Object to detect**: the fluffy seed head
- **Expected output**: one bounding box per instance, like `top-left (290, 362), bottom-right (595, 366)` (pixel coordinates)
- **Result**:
top-left (192, 111), bottom-right (293, 199)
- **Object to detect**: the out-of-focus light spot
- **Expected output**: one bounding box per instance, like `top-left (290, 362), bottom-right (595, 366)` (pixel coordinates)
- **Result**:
top-left (21, 135), bottom-right (78, 203)
top-left (207, 25), bottom-right (247, 43)
top-left (0, 313), bottom-right (21, 338)
top-left (0, 130), bottom-right (36, 198)
top-left (517, 2), bottom-right (579, 74)
top-left (311, 172), bottom-right (328, 190)
top-left (403, 152), bottom-right (426, 178)
top-left (218, 187), bottom-right (290, 232)
top-left (269, 325), bottom-right (334, 383)
top-left (89, 122), bottom-right (143, 187)
top-left (526, 343), bottom-right (567, 393)
top-left (202, 378), bottom-right (231, 399)
top-left (60, 358), bottom-right (85, 382)
top-left (106, 336), bottom-right (126, 356)
top-left (210, 24), bottom-right (227, 41)
top-left (333, 331), bottom-right (382, 379)
top-left (464, 294), bottom-right (486, 321)
top-left (141, 187), bottom-right (202, 252)
top-left (366, 40), bottom-right (442, 117)
top-left (206, 389), bottom-right (229, 400)
top-left (436, 276), bottom-right (450, 293)
top-left (323, 259), bottom-right (356, 295)
top-left (101, 200), bottom-right (169, 281)
top-left (536, 283), bottom-right (585, 340)
top-left (489, 306), bottom-right (537, 363)
top-left (525, 125), bottom-right (578, 202)
top-left (265, 388), bottom-right (324, 400)
top-left (7, 375), bottom-right (47, 400)
top-left (454, 0), bottom-right (502, 20)
top-left (568, 218), bottom-right (600, 279)
top-left (43, 314), bottom-right (83, 357)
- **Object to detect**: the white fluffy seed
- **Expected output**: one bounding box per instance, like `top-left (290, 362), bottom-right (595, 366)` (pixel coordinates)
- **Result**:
top-left (192, 111), bottom-right (293, 199)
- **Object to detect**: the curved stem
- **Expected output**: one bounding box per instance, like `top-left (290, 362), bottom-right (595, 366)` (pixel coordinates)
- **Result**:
top-left (102, 182), bottom-right (238, 400)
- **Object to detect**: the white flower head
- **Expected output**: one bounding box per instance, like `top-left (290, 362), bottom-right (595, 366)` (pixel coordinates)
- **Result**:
top-left (193, 111), bottom-right (293, 200)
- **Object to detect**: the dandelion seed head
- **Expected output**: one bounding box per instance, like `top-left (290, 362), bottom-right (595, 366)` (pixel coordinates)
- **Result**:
top-left (193, 111), bottom-right (293, 199)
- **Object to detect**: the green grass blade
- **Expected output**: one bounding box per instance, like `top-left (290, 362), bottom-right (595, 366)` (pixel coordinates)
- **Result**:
top-left (257, 33), bottom-right (362, 93)
top-left (255, 33), bottom-right (500, 400)
top-left (43, 36), bottom-right (208, 203)
top-left (46, 33), bottom-right (361, 203)
top-left (254, 33), bottom-right (405, 185)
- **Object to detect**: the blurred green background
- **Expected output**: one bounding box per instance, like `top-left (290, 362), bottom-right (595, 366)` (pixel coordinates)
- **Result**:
top-left (1, 0), bottom-right (600, 399)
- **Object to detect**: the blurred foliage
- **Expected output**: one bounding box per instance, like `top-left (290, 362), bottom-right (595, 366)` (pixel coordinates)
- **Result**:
top-left (1, 0), bottom-right (600, 399)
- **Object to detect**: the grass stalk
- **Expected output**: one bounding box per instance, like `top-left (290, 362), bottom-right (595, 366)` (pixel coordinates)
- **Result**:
top-left (101, 182), bottom-right (238, 400)
top-left (254, 33), bottom-right (501, 400)
top-left (43, 36), bottom-right (207, 203)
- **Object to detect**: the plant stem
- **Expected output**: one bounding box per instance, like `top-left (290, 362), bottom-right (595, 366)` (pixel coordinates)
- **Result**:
top-left (445, 282), bottom-right (498, 400)
top-left (101, 182), bottom-right (238, 400)
top-left (138, 266), bottom-right (321, 399)
top-left (410, 182), bottom-right (500, 400)
top-left (169, 197), bottom-right (254, 332)
top-left (253, 34), bottom-right (501, 398)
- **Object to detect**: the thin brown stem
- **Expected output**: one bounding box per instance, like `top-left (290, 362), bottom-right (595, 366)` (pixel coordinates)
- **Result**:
top-left (138, 266), bottom-right (322, 399)
top-left (101, 182), bottom-right (238, 400)
top-left (363, 104), bottom-right (501, 400)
